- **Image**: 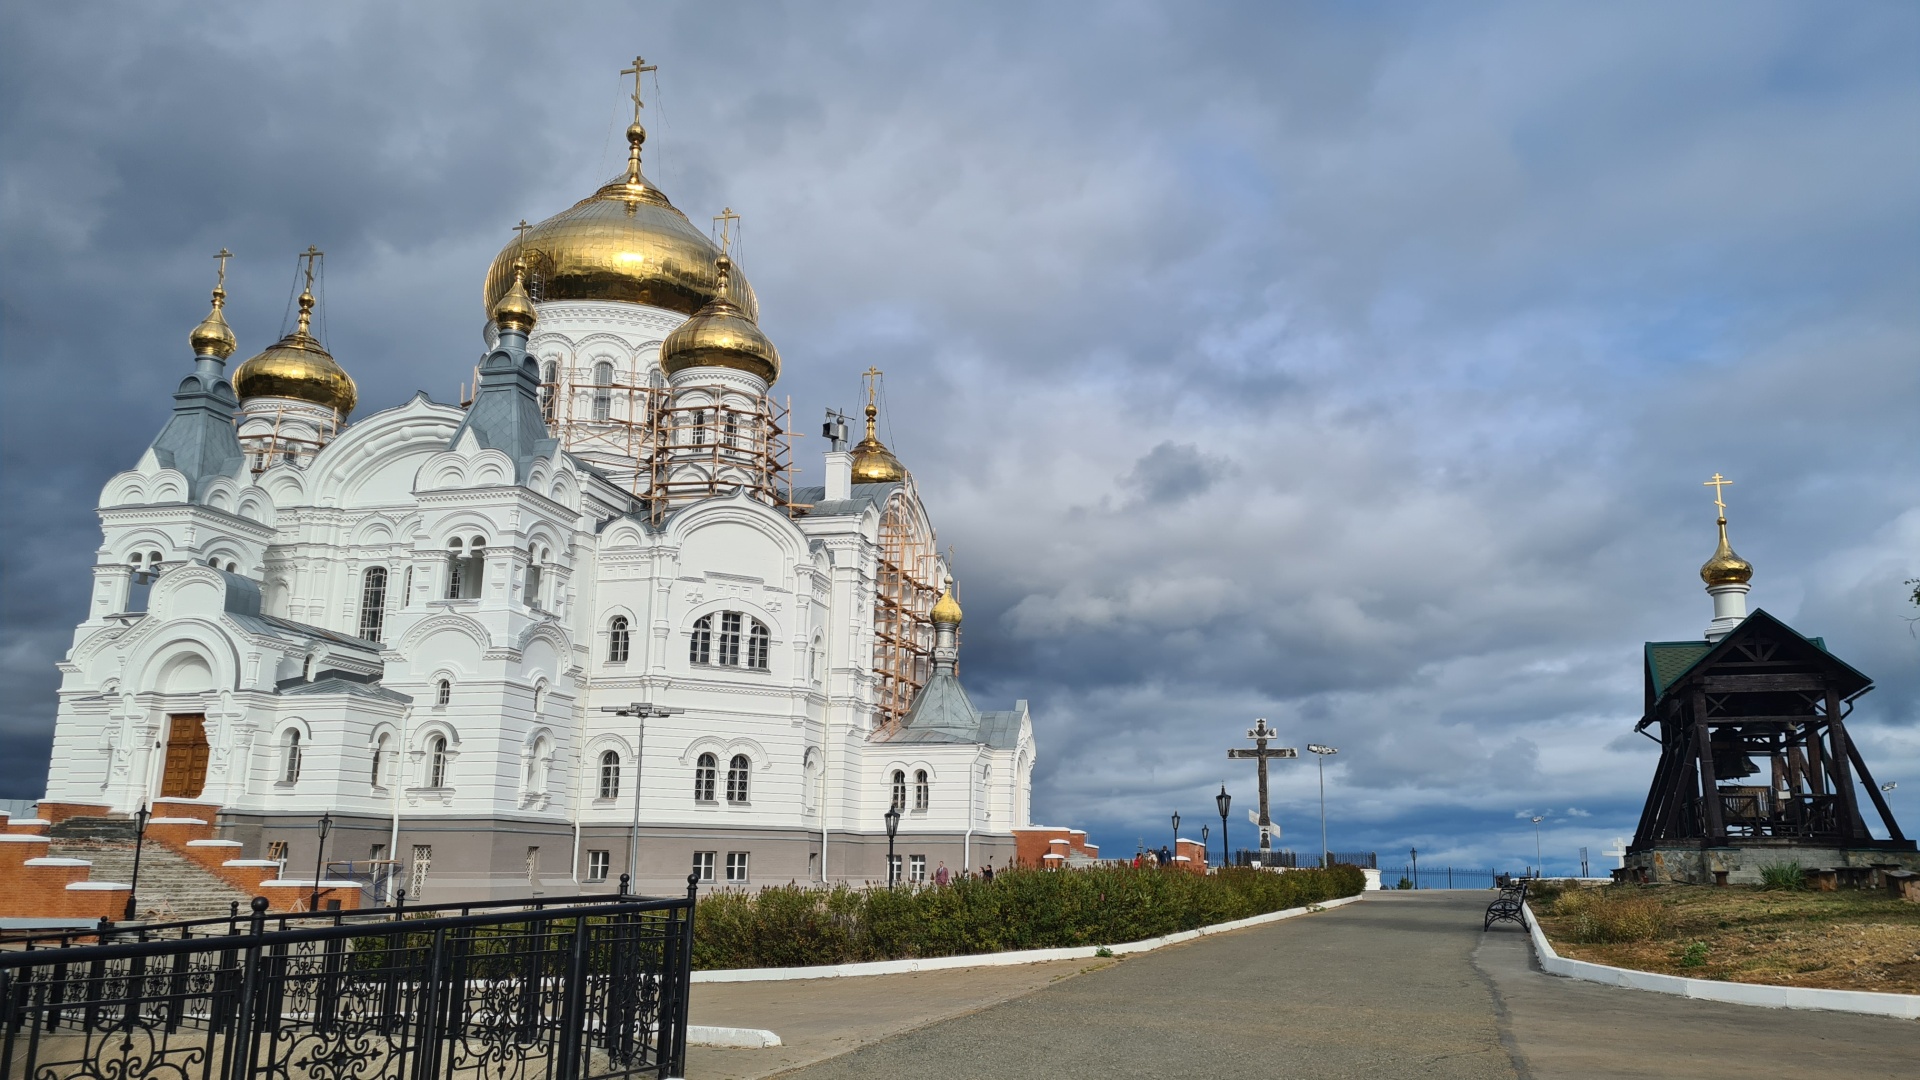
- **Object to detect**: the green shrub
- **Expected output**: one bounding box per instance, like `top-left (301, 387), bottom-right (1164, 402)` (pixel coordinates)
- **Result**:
top-left (1555, 887), bottom-right (1669, 944)
top-left (690, 865), bottom-right (1366, 970)
top-left (1678, 941), bottom-right (1709, 968)
top-left (1758, 862), bottom-right (1806, 891)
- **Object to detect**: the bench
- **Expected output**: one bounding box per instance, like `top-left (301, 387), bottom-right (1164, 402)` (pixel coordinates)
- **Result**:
top-left (1484, 878), bottom-right (1529, 931)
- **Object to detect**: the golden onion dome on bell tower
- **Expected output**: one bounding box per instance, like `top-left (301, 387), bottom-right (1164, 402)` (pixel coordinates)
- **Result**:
top-left (232, 249), bottom-right (357, 417)
top-left (930, 583), bottom-right (963, 626)
top-left (491, 258), bottom-right (539, 335)
top-left (482, 63), bottom-right (757, 321)
top-left (659, 254), bottom-right (780, 383)
top-left (189, 248), bottom-right (238, 360)
top-left (1700, 516), bottom-right (1754, 587)
top-left (850, 368), bottom-right (907, 484)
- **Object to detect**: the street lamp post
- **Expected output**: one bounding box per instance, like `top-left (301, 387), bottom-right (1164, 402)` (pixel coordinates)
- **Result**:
top-left (1531, 816), bottom-right (1544, 877)
top-left (1170, 811), bottom-right (1181, 859)
top-left (1201, 825), bottom-right (1210, 869)
top-left (1410, 847), bottom-right (1418, 890)
top-left (1306, 744), bottom-right (1338, 868)
top-left (600, 703), bottom-right (686, 889)
top-left (884, 805), bottom-right (902, 888)
top-left (1215, 785), bottom-right (1231, 869)
top-left (310, 812), bottom-right (333, 912)
top-left (123, 804), bottom-right (152, 922)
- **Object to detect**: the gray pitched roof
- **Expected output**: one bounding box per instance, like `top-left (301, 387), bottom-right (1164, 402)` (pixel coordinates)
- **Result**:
top-left (279, 677), bottom-right (411, 703)
top-left (446, 342), bottom-right (557, 482)
top-left (147, 370), bottom-right (244, 500)
top-left (791, 482), bottom-right (902, 516)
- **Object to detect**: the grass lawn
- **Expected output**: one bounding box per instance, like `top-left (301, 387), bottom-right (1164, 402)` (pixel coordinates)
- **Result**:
top-left (1531, 882), bottom-right (1920, 994)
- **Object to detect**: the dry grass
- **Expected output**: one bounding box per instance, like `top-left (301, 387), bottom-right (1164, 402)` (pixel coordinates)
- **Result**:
top-left (1534, 883), bottom-right (1920, 993)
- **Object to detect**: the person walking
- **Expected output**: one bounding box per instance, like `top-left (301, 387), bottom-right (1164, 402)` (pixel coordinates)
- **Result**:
top-left (934, 860), bottom-right (950, 886)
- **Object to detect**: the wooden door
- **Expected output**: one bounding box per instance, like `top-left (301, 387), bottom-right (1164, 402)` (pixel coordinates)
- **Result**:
top-left (160, 714), bottom-right (210, 799)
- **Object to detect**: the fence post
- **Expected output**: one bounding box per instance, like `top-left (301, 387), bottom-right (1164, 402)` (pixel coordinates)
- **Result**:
top-left (669, 874), bottom-right (698, 1073)
top-left (554, 913), bottom-right (592, 1079)
top-left (410, 926), bottom-right (448, 1080)
top-left (223, 898), bottom-right (270, 1080)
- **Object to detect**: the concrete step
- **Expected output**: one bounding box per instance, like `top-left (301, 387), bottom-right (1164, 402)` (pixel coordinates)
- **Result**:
top-left (48, 817), bottom-right (138, 841)
top-left (48, 839), bottom-right (256, 921)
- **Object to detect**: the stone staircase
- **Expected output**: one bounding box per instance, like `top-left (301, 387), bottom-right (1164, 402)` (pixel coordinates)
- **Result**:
top-left (47, 837), bottom-right (257, 922)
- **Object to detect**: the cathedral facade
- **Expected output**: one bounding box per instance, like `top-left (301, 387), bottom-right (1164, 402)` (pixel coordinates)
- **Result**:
top-left (37, 92), bottom-right (1036, 901)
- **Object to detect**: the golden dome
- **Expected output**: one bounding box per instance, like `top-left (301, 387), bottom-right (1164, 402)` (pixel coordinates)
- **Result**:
top-left (232, 285), bottom-right (357, 416)
top-left (930, 583), bottom-right (963, 626)
top-left (189, 285), bottom-right (237, 360)
top-left (491, 259), bottom-right (538, 334)
top-left (1700, 518), bottom-right (1753, 586)
top-left (851, 402), bottom-right (906, 483)
top-left (659, 255), bottom-right (780, 383)
top-left (482, 123), bottom-right (757, 319)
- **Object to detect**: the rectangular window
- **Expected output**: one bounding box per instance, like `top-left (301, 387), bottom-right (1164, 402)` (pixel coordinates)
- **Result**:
top-left (267, 840), bottom-right (289, 863)
top-left (526, 846), bottom-right (540, 884)
top-left (358, 566), bottom-right (387, 642)
top-left (718, 612), bottom-right (742, 666)
top-left (887, 854), bottom-right (902, 887)
top-left (411, 845), bottom-right (432, 896)
top-left (525, 563), bottom-right (543, 609)
top-left (369, 843), bottom-right (386, 863)
top-left (692, 851), bottom-right (716, 883)
top-left (910, 855), bottom-right (928, 884)
top-left (725, 851), bottom-right (749, 884)
top-left (587, 850), bottom-right (610, 883)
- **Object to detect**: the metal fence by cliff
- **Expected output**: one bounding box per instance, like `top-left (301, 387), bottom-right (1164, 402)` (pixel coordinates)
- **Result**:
top-left (1, 884), bottom-right (697, 1080)
top-left (1232, 850), bottom-right (1378, 869)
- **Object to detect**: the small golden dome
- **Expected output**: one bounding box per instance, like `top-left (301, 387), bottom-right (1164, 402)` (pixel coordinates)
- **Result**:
top-left (491, 259), bottom-right (538, 334)
top-left (232, 285), bottom-right (357, 416)
top-left (851, 402), bottom-right (907, 483)
top-left (931, 583), bottom-right (963, 626)
top-left (659, 254), bottom-right (780, 383)
top-left (189, 285), bottom-right (237, 359)
top-left (482, 122), bottom-right (757, 319)
top-left (1700, 518), bottom-right (1753, 586)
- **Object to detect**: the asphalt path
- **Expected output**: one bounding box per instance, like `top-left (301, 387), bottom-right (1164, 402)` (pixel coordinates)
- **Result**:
top-left (766, 892), bottom-right (1920, 1079)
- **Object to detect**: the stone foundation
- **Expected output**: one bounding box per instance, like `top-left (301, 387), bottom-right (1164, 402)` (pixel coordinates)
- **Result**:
top-left (1622, 844), bottom-right (1920, 886)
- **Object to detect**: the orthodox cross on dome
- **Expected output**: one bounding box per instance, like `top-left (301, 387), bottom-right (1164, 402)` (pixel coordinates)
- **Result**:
top-left (1704, 472), bottom-right (1733, 518)
top-left (861, 366), bottom-right (884, 431)
top-left (213, 248), bottom-right (233, 290)
top-left (511, 219), bottom-right (533, 242)
top-left (713, 206), bottom-right (740, 256)
top-left (293, 245), bottom-right (323, 337)
top-left (1227, 718), bottom-right (1297, 857)
top-left (621, 55), bottom-right (657, 124)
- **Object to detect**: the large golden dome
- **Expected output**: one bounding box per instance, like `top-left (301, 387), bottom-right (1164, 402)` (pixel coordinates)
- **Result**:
top-left (850, 400), bottom-right (907, 483)
top-left (1700, 518), bottom-right (1753, 587)
top-left (483, 123), bottom-right (757, 319)
top-left (232, 285), bottom-right (357, 416)
top-left (660, 255), bottom-right (780, 383)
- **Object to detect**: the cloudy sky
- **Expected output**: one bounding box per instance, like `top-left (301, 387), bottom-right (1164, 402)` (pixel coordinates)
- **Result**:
top-left (3, 1), bottom-right (1916, 874)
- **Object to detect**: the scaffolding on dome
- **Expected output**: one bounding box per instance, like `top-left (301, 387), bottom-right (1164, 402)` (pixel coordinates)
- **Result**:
top-left (235, 403), bottom-right (339, 473)
top-left (872, 489), bottom-right (939, 734)
top-left (505, 363), bottom-right (798, 522)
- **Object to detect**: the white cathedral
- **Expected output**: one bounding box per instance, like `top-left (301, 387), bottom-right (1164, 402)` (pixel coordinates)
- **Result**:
top-left (36, 86), bottom-right (1037, 900)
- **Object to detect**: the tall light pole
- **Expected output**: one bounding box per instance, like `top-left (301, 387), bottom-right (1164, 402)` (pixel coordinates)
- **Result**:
top-left (309, 812), bottom-right (333, 912)
top-left (1170, 811), bottom-right (1181, 859)
top-left (1215, 786), bottom-right (1231, 869)
top-left (601, 703), bottom-right (685, 888)
top-left (884, 805), bottom-right (902, 888)
top-left (1306, 744), bottom-right (1338, 868)
top-left (1531, 816), bottom-right (1544, 877)
top-left (123, 803), bottom-right (151, 922)
top-left (1201, 825), bottom-right (1210, 869)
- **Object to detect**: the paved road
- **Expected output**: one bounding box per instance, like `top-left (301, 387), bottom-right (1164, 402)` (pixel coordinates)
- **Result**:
top-left (752, 892), bottom-right (1920, 1080)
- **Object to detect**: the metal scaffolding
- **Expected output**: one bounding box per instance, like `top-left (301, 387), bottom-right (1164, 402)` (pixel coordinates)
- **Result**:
top-left (872, 489), bottom-right (939, 734)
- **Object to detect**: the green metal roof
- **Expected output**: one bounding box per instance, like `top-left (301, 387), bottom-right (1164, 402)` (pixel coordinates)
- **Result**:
top-left (1645, 641), bottom-right (1713, 697)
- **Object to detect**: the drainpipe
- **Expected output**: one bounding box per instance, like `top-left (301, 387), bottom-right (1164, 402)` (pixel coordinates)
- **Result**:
top-left (963, 753), bottom-right (977, 872)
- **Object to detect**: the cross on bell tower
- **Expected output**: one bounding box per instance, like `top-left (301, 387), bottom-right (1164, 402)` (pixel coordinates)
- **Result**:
top-left (1228, 718), bottom-right (1297, 859)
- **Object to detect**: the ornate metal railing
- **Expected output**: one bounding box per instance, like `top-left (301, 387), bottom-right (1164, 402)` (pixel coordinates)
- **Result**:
top-left (1, 884), bottom-right (697, 1080)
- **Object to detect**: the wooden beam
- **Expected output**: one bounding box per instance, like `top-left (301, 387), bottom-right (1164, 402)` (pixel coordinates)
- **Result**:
top-left (1696, 714), bottom-right (1825, 725)
top-left (1693, 688), bottom-right (1727, 843)
top-left (1702, 674), bottom-right (1827, 693)
top-left (1827, 685), bottom-right (1868, 840)
top-left (1846, 740), bottom-right (1906, 843)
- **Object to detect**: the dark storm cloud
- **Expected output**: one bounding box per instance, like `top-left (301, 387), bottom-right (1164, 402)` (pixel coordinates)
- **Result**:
top-left (4, 1), bottom-right (1916, 871)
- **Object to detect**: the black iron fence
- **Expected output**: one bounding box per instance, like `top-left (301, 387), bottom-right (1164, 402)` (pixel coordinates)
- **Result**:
top-left (1232, 850), bottom-right (1377, 869)
top-left (1386, 866), bottom-right (1504, 890)
top-left (1, 884), bottom-right (697, 1080)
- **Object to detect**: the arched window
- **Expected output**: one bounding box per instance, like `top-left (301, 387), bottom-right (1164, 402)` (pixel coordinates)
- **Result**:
top-left (608, 616), bottom-right (630, 663)
top-left (891, 769), bottom-right (907, 812)
top-left (717, 612), bottom-right (742, 666)
top-left (524, 547), bottom-right (545, 610)
top-left (540, 360), bottom-right (558, 423)
top-left (446, 537), bottom-right (484, 599)
top-left (282, 730), bottom-right (302, 784)
top-left (722, 409), bottom-right (739, 448)
top-left (591, 361), bottom-right (613, 421)
top-left (598, 750), bottom-right (621, 800)
top-left (915, 769), bottom-right (930, 811)
top-left (372, 733), bottom-right (389, 787)
top-left (694, 752), bottom-right (717, 802)
top-left (688, 408), bottom-right (708, 446)
top-left (525, 735), bottom-right (550, 795)
top-left (727, 754), bottom-right (750, 804)
top-left (358, 566), bottom-right (388, 642)
top-left (428, 735), bottom-right (449, 788)
top-left (435, 679), bottom-right (451, 707)
top-left (403, 566), bottom-right (414, 607)
top-left (689, 615), bottom-right (712, 665)
top-left (747, 619), bottom-right (770, 670)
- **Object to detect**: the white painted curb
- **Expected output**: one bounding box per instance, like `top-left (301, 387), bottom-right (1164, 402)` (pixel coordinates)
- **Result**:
top-left (691, 893), bottom-right (1363, 983)
top-left (686, 1025), bottom-right (782, 1048)
top-left (1521, 902), bottom-right (1920, 1020)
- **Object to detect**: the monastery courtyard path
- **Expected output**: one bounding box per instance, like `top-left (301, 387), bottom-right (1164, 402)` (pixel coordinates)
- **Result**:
top-left (687, 891), bottom-right (1920, 1079)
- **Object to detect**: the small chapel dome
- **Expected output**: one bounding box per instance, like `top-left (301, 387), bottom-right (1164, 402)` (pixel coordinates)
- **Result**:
top-left (232, 275), bottom-right (357, 417)
top-left (1700, 518), bottom-right (1753, 587)
top-left (189, 284), bottom-right (237, 359)
top-left (930, 583), bottom-right (963, 626)
top-left (491, 260), bottom-right (539, 335)
top-left (482, 122), bottom-right (757, 320)
top-left (851, 402), bottom-right (907, 484)
top-left (658, 254), bottom-right (780, 383)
